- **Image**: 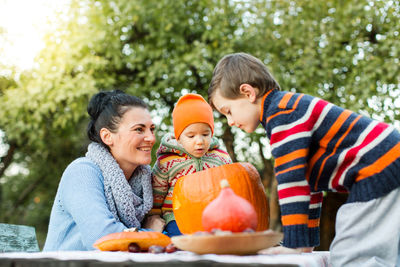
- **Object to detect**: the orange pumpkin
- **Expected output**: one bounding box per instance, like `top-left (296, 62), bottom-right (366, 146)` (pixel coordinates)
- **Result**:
top-left (93, 231), bottom-right (171, 251)
top-left (172, 162), bottom-right (269, 234)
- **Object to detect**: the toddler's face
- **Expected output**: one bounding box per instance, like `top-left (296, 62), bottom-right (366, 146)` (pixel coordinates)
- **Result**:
top-left (178, 123), bottom-right (212, 158)
top-left (212, 90), bottom-right (261, 133)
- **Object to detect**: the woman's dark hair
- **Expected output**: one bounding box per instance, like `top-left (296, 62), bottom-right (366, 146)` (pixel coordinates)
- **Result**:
top-left (87, 90), bottom-right (148, 146)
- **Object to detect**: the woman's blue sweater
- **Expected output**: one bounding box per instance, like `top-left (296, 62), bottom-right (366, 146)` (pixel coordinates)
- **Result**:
top-left (43, 158), bottom-right (128, 251)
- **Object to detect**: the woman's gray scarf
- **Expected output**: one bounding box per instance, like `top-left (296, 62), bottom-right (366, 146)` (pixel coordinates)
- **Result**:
top-left (85, 142), bottom-right (153, 228)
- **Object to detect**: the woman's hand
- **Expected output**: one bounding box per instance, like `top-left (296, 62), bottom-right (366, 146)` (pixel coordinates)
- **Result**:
top-left (142, 215), bottom-right (166, 232)
top-left (258, 246), bottom-right (314, 255)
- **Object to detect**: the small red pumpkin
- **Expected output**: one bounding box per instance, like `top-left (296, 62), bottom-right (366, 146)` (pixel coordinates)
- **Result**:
top-left (202, 179), bottom-right (258, 232)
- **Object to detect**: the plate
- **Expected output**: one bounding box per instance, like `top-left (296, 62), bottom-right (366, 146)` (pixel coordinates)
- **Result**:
top-left (171, 230), bottom-right (283, 255)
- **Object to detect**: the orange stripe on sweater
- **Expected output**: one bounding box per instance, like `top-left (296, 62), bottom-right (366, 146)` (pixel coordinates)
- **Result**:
top-left (306, 110), bottom-right (352, 181)
top-left (275, 148), bottom-right (308, 168)
top-left (259, 90), bottom-right (274, 121)
top-left (356, 142), bottom-right (400, 182)
top-left (281, 214), bottom-right (308, 226)
top-left (308, 219), bottom-right (320, 228)
top-left (275, 164), bottom-right (306, 177)
top-left (314, 114), bottom-right (361, 190)
top-left (267, 94), bottom-right (304, 123)
top-left (278, 92), bottom-right (294, 109)
top-left (159, 154), bottom-right (182, 165)
top-left (148, 208), bottom-right (162, 215)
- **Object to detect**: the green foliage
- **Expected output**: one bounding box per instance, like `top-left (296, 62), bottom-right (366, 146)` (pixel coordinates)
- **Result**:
top-left (248, 0), bottom-right (400, 121)
top-left (0, 75), bottom-right (17, 95)
top-left (0, 0), bottom-right (399, 248)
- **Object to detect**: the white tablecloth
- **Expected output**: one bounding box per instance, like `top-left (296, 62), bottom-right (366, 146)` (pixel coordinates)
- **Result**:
top-left (0, 250), bottom-right (330, 266)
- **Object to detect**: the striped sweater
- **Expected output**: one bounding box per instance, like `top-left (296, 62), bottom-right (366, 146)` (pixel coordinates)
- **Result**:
top-left (150, 133), bottom-right (232, 224)
top-left (260, 89), bottom-right (400, 248)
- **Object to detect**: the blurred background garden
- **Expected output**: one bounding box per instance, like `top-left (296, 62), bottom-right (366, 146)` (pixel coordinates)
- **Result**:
top-left (1, 0), bottom-right (399, 250)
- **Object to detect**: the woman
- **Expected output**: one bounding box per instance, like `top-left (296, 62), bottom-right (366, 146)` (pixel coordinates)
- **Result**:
top-left (44, 90), bottom-right (163, 251)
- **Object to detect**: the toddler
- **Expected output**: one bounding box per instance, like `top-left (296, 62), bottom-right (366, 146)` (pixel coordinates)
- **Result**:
top-left (149, 93), bottom-right (232, 237)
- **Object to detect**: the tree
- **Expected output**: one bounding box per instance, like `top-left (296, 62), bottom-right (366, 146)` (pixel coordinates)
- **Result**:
top-left (0, 0), bottom-right (255, 246)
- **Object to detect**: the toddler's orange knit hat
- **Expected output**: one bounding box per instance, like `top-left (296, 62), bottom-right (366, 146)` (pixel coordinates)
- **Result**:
top-left (172, 93), bottom-right (214, 139)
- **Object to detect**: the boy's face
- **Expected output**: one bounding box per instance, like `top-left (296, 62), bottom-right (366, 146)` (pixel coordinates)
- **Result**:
top-left (212, 88), bottom-right (261, 133)
top-left (178, 122), bottom-right (212, 158)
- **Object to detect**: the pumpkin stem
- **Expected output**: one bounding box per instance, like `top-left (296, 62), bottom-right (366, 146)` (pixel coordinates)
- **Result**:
top-left (220, 179), bottom-right (230, 188)
top-left (123, 227), bottom-right (138, 232)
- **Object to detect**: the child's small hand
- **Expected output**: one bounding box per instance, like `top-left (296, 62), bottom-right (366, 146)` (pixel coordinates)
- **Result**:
top-left (142, 215), bottom-right (166, 232)
top-left (258, 246), bottom-right (313, 255)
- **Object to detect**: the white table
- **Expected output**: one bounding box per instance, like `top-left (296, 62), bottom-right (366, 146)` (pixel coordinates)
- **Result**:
top-left (0, 250), bottom-right (330, 267)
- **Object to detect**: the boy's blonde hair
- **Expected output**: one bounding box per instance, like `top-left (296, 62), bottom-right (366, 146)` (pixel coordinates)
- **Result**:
top-left (208, 52), bottom-right (280, 108)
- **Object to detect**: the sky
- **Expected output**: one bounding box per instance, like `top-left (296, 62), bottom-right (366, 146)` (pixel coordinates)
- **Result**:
top-left (0, 0), bottom-right (69, 170)
top-left (0, 0), bottom-right (69, 71)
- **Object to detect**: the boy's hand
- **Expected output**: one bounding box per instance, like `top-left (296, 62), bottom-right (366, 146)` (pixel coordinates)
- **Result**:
top-left (142, 215), bottom-right (166, 232)
top-left (258, 246), bottom-right (313, 255)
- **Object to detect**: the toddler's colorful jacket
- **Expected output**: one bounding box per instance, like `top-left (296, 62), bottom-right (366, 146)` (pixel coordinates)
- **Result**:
top-left (150, 133), bottom-right (232, 224)
top-left (260, 89), bottom-right (400, 248)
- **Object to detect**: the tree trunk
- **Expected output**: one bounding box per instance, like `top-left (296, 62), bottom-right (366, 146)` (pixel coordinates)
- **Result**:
top-left (317, 192), bottom-right (347, 251)
top-left (268, 177), bottom-right (281, 231)
top-left (4, 175), bottom-right (44, 220)
top-left (257, 138), bottom-right (280, 231)
top-left (221, 124), bottom-right (237, 162)
top-left (0, 142), bottom-right (17, 177)
top-left (0, 142), bottom-right (17, 220)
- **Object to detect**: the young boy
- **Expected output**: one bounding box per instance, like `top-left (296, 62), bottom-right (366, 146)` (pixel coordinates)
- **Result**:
top-left (208, 52), bottom-right (400, 266)
top-left (149, 93), bottom-right (232, 237)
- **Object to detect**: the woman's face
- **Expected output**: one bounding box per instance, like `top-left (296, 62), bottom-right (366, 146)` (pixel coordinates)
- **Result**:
top-left (108, 107), bottom-right (156, 176)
